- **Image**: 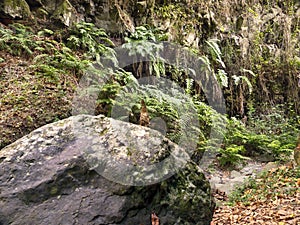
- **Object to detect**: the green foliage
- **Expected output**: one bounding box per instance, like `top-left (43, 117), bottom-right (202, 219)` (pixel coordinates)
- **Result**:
top-left (31, 41), bottom-right (90, 80)
top-left (232, 68), bottom-right (256, 93)
top-left (97, 75), bottom-right (126, 106)
top-left (246, 107), bottom-right (299, 159)
top-left (0, 23), bottom-right (37, 56)
top-left (73, 26), bottom-right (171, 117)
top-left (202, 39), bottom-right (228, 88)
top-left (122, 25), bottom-right (167, 77)
top-left (2, 20), bottom-right (297, 171)
top-left (205, 39), bottom-right (226, 69)
top-left (228, 166), bottom-right (300, 206)
top-left (67, 22), bottom-right (116, 64)
top-left (0, 22), bottom-right (118, 85)
top-left (155, 0), bottom-right (300, 117)
top-left (106, 26), bottom-right (198, 141)
top-left (217, 69), bottom-right (228, 87)
top-left (110, 77), bottom-right (201, 150)
top-left (116, 29), bottom-right (271, 168)
top-left (125, 25), bottom-right (168, 42)
top-left (0, 23), bottom-right (94, 81)
top-left (220, 110), bottom-right (298, 166)
top-left (218, 145), bottom-right (250, 167)
top-left (185, 78), bottom-right (194, 95)
top-left (203, 39), bottom-right (257, 94)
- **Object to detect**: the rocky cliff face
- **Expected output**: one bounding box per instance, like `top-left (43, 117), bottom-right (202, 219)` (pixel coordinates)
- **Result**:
top-left (1, 0), bottom-right (298, 117)
top-left (0, 0), bottom-right (138, 31)
top-left (0, 114), bottom-right (215, 225)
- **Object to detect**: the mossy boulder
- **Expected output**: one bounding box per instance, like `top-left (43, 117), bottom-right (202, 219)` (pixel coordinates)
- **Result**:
top-left (0, 114), bottom-right (215, 224)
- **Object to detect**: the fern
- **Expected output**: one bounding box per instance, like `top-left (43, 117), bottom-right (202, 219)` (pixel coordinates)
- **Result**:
top-left (67, 22), bottom-right (116, 64)
top-left (205, 39), bottom-right (226, 68)
top-left (0, 23), bottom-right (37, 56)
top-left (185, 78), bottom-right (194, 95)
top-left (217, 69), bottom-right (228, 87)
top-left (218, 145), bottom-right (250, 167)
top-left (231, 68), bottom-right (256, 93)
top-left (232, 73), bottom-right (254, 93)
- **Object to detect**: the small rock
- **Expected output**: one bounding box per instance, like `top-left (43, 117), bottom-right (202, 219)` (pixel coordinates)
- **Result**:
top-left (215, 183), bottom-right (233, 195)
top-left (230, 170), bottom-right (242, 178)
top-left (263, 162), bottom-right (278, 171)
top-left (232, 176), bottom-right (247, 186)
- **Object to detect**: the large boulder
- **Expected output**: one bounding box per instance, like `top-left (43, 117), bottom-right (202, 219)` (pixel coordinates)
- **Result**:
top-left (0, 114), bottom-right (215, 225)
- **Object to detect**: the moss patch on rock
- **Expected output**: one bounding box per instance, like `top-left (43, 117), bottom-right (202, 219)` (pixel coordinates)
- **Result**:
top-left (51, 0), bottom-right (79, 27)
top-left (3, 0), bottom-right (31, 18)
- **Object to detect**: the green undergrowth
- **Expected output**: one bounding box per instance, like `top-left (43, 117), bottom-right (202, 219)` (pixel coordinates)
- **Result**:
top-left (228, 165), bottom-right (300, 206)
top-left (0, 22), bottom-right (116, 149)
top-left (0, 22), bottom-right (115, 81)
top-left (96, 25), bottom-right (299, 167)
top-left (218, 112), bottom-right (299, 167)
top-left (0, 22), bottom-right (298, 170)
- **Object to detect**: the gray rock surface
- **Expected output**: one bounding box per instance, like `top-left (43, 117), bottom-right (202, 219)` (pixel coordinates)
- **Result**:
top-left (0, 0), bottom-right (31, 19)
top-left (0, 0), bottom-right (139, 32)
top-left (206, 161), bottom-right (280, 195)
top-left (0, 114), bottom-right (215, 225)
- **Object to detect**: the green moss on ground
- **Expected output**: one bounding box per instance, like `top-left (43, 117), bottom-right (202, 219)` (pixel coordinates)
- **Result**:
top-left (0, 52), bottom-right (75, 149)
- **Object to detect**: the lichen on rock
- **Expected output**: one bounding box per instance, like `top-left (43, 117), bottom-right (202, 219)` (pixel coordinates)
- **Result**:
top-left (51, 0), bottom-right (81, 26)
top-left (2, 0), bottom-right (31, 19)
top-left (0, 114), bottom-right (215, 224)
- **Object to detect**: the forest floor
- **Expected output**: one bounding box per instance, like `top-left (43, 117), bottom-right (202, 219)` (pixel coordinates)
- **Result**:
top-left (1, 23), bottom-right (299, 225)
top-left (210, 163), bottom-right (300, 225)
top-left (0, 51), bottom-right (75, 149)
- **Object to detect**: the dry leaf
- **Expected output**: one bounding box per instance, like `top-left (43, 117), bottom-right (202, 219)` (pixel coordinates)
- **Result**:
top-left (151, 212), bottom-right (160, 225)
